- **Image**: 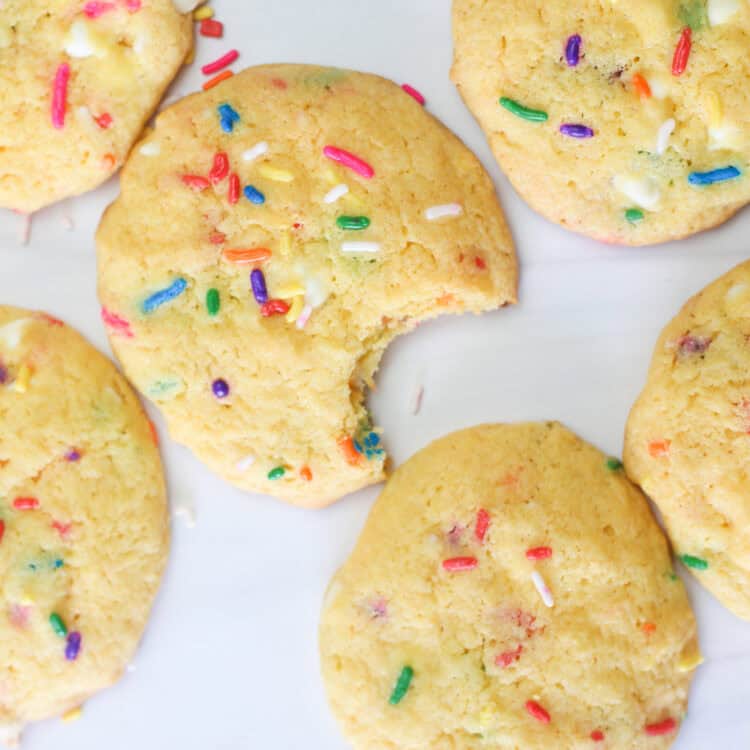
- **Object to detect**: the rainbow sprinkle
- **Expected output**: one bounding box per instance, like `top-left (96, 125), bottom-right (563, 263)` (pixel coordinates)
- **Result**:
top-left (531, 571), bottom-right (554, 607)
top-left (680, 554), bottom-right (708, 570)
top-left (672, 27), bottom-right (692, 76)
top-left (65, 631), bottom-right (82, 661)
top-left (525, 700), bottom-right (551, 724)
top-left (268, 466), bottom-right (286, 480)
top-left (688, 166), bottom-right (741, 185)
top-left (560, 123), bottom-right (594, 138)
top-left (206, 289), bottom-right (220, 316)
top-left (336, 216), bottom-right (370, 230)
top-left (425, 204), bottom-right (463, 221)
top-left (212, 379), bottom-right (229, 399)
top-left (388, 666), bottom-right (414, 705)
top-left (49, 613), bottom-right (67, 637)
top-left (625, 208), bottom-right (644, 224)
top-left (401, 83), bottom-right (426, 105)
top-left (341, 241), bottom-right (380, 254)
top-left (142, 278), bottom-right (187, 314)
top-left (202, 49), bottom-right (239, 76)
top-left (323, 146), bottom-right (374, 179)
top-left (217, 103), bottom-right (240, 133)
top-left (606, 457), bottom-right (623, 471)
top-left (243, 142), bottom-right (269, 162)
top-left (324, 184), bottom-right (349, 204)
top-left (442, 556), bottom-right (478, 572)
top-left (51, 63), bottom-right (70, 130)
top-left (499, 97), bottom-right (548, 122)
top-left (565, 34), bottom-right (581, 66)
top-left (244, 185), bottom-right (266, 205)
top-left (250, 269), bottom-right (268, 304)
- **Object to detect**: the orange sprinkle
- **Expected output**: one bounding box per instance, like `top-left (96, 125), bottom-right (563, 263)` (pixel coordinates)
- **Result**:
top-left (222, 247), bottom-right (272, 264)
top-left (300, 466), bottom-right (313, 481)
top-left (102, 153), bottom-right (116, 170)
top-left (148, 421), bottom-right (159, 445)
top-left (338, 436), bottom-right (363, 466)
top-left (202, 70), bottom-right (233, 91)
top-left (437, 293), bottom-right (455, 306)
top-left (648, 439), bottom-right (671, 458)
top-left (641, 622), bottom-right (657, 634)
top-left (632, 73), bottom-right (652, 99)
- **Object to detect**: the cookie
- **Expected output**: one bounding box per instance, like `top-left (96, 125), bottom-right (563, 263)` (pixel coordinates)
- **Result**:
top-left (452, 0), bottom-right (750, 245)
top-left (625, 260), bottom-right (750, 620)
top-left (0, 307), bottom-right (168, 743)
top-left (96, 64), bottom-right (517, 508)
top-left (0, 0), bottom-right (193, 213)
top-left (320, 423), bottom-right (699, 749)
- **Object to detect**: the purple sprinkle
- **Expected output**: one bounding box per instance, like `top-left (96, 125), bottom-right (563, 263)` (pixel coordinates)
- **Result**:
top-left (250, 269), bottom-right (268, 304)
top-left (565, 34), bottom-right (581, 67)
top-left (65, 631), bottom-right (82, 661)
top-left (65, 449), bottom-right (81, 462)
top-left (0, 364), bottom-right (6, 385)
top-left (560, 123), bottom-right (594, 138)
top-left (212, 378), bottom-right (230, 399)
top-left (678, 335), bottom-right (712, 356)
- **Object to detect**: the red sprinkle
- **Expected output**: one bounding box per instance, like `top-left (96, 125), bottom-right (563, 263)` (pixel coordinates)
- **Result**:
top-left (323, 145), bottom-right (375, 179)
top-left (94, 112), bottom-right (113, 129)
top-left (51, 63), bottom-right (70, 130)
top-left (228, 173), bottom-right (240, 204)
top-left (474, 256), bottom-right (487, 270)
top-left (591, 730), bottom-right (605, 742)
top-left (101, 307), bottom-right (133, 338)
top-left (0, 520), bottom-right (4, 543)
top-left (209, 231), bottom-right (226, 245)
top-left (526, 546), bottom-right (553, 561)
top-left (209, 152), bottom-right (229, 184)
top-left (181, 174), bottom-right (211, 191)
top-left (645, 718), bottom-right (677, 736)
top-left (442, 556), bottom-right (478, 572)
top-left (495, 644), bottom-right (523, 668)
top-left (672, 28), bottom-right (692, 76)
top-left (525, 700), bottom-right (551, 725)
top-left (124, 0), bottom-right (142, 11)
top-left (260, 299), bottom-right (290, 317)
top-left (475, 509), bottom-right (490, 542)
top-left (200, 18), bottom-right (223, 37)
top-left (271, 77), bottom-right (288, 90)
top-left (202, 49), bottom-right (239, 76)
top-left (13, 497), bottom-right (39, 511)
top-left (52, 520), bottom-right (72, 538)
top-left (402, 83), bottom-right (426, 105)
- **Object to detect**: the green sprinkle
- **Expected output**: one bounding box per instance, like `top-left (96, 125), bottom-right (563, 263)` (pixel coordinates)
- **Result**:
top-left (606, 457), bottom-right (623, 471)
top-left (336, 215), bottom-right (371, 231)
top-left (625, 208), bottom-right (644, 224)
top-left (668, 571), bottom-right (679, 581)
top-left (268, 466), bottom-right (285, 480)
top-left (499, 97), bottom-right (548, 123)
top-left (680, 554), bottom-right (708, 571)
top-left (206, 288), bottom-right (220, 316)
top-left (49, 613), bottom-right (67, 638)
top-left (389, 665), bottom-right (414, 705)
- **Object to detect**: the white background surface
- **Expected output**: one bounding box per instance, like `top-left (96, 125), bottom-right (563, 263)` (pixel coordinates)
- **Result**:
top-left (1, 0), bottom-right (749, 747)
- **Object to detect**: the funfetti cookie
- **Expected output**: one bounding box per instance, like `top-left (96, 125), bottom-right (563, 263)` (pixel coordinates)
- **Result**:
top-left (625, 260), bottom-right (750, 620)
top-left (452, 0), bottom-right (750, 245)
top-left (0, 0), bottom-right (193, 214)
top-left (320, 423), bottom-right (700, 749)
top-left (96, 64), bottom-right (518, 509)
top-left (0, 307), bottom-right (168, 744)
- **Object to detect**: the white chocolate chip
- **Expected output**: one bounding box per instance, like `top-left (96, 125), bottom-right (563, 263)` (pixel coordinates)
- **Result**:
top-left (0, 319), bottom-right (29, 351)
top-left (613, 174), bottom-right (661, 211)
top-left (708, 0), bottom-right (740, 25)
top-left (64, 20), bottom-right (100, 59)
top-left (139, 142), bottom-right (161, 157)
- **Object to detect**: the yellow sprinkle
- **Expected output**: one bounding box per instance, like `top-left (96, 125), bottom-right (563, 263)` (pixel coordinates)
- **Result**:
top-left (193, 5), bottom-right (213, 19)
top-left (62, 706), bottom-right (83, 723)
top-left (478, 706), bottom-right (495, 730)
top-left (678, 645), bottom-right (704, 672)
top-left (285, 296), bottom-right (304, 324)
top-left (258, 165), bottom-right (295, 183)
top-left (184, 45), bottom-right (196, 66)
top-left (276, 284), bottom-right (305, 299)
top-left (704, 91), bottom-right (723, 129)
top-left (13, 364), bottom-right (32, 393)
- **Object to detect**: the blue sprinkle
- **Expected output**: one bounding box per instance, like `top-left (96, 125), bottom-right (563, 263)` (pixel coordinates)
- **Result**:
top-left (52, 558), bottom-right (64, 569)
top-left (142, 278), bottom-right (188, 314)
top-left (364, 432), bottom-right (380, 448)
top-left (244, 185), bottom-right (266, 205)
top-left (217, 103), bottom-right (240, 133)
top-left (353, 440), bottom-right (364, 454)
top-left (688, 166), bottom-right (741, 186)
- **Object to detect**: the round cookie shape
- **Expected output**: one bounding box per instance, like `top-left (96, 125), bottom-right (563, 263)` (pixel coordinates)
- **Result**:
top-left (451, 0), bottom-right (750, 245)
top-left (625, 260), bottom-right (750, 620)
top-left (0, 0), bottom-right (193, 213)
top-left (0, 307), bottom-right (168, 742)
top-left (320, 423), bottom-right (699, 749)
top-left (96, 64), bottom-right (517, 508)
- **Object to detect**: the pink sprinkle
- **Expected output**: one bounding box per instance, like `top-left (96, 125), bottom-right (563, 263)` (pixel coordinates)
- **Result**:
top-left (9, 605), bottom-right (31, 629)
top-left (124, 0), bottom-right (142, 11)
top-left (323, 146), bottom-right (374, 179)
top-left (402, 83), bottom-right (426, 106)
top-left (84, 1), bottom-right (115, 17)
top-left (52, 520), bottom-right (73, 538)
top-left (202, 50), bottom-right (240, 76)
top-left (496, 644), bottom-right (523, 668)
top-left (370, 597), bottom-right (388, 619)
top-left (475, 509), bottom-right (490, 542)
top-left (51, 63), bottom-right (71, 130)
top-left (101, 307), bottom-right (134, 338)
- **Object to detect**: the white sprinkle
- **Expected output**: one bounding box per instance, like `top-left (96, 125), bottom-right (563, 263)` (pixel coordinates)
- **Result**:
top-left (324, 183), bottom-right (349, 204)
top-left (425, 203), bottom-right (463, 221)
top-left (649, 76), bottom-right (669, 100)
top-left (64, 20), bottom-right (97, 59)
top-left (243, 142), bottom-right (269, 163)
top-left (412, 384), bottom-right (424, 415)
top-left (173, 504), bottom-right (196, 529)
top-left (139, 142), bottom-right (161, 157)
top-left (613, 174), bottom-right (661, 211)
top-left (531, 571), bottom-right (554, 608)
top-left (655, 118), bottom-right (675, 155)
top-left (708, 0), bottom-right (740, 25)
top-left (17, 214), bottom-right (31, 246)
top-left (0, 319), bottom-right (29, 350)
top-left (296, 304), bottom-right (313, 329)
top-left (236, 455), bottom-right (256, 472)
top-left (303, 276), bottom-right (329, 309)
top-left (341, 241), bottom-right (381, 254)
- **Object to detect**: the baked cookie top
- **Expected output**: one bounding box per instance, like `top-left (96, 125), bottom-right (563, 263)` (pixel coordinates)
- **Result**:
top-left (96, 64), bottom-right (517, 508)
top-left (0, 0), bottom-right (192, 213)
top-left (625, 260), bottom-right (750, 620)
top-left (452, 0), bottom-right (750, 245)
top-left (0, 307), bottom-right (167, 741)
top-left (320, 423), bottom-right (699, 749)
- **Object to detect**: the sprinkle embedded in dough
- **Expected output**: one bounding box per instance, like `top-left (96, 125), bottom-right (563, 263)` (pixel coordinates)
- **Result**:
top-left (341, 241), bottom-right (381, 254)
top-left (295, 304), bottom-right (313, 329)
top-left (425, 203), bottom-right (463, 221)
top-left (613, 174), bottom-right (661, 211)
top-left (648, 75), bottom-right (669, 99)
top-left (708, 0), bottom-right (740, 25)
top-left (655, 119), bottom-right (675, 155)
top-left (258, 165), bottom-right (294, 183)
top-left (709, 123), bottom-right (742, 151)
top-left (531, 570), bottom-right (554, 607)
top-left (242, 141), bottom-right (269, 162)
top-left (726, 282), bottom-right (748, 301)
top-left (139, 141), bottom-right (161, 157)
top-left (64, 20), bottom-right (105, 59)
top-left (0, 318), bottom-right (29, 350)
top-left (324, 183), bottom-right (349, 204)
top-left (236, 455), bottom-right (256, 472)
